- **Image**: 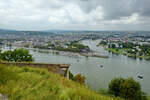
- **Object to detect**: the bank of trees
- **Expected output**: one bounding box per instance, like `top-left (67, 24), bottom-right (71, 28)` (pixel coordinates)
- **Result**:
top-left (140, 45), bottom-right (150, 56)
top-left (0, 48), bottom-right (34, 62)
top-left (99, 40), bottom-right (107, 45)
top-left (104, 41), bottom-right (150, 59)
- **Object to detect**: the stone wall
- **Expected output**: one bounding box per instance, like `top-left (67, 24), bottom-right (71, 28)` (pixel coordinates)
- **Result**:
top-left (0, 62), bottom-right (70, 78)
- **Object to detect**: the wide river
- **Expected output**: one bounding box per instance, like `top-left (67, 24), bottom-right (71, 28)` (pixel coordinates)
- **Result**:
top-left (2, 39), bottom-right (150, 94)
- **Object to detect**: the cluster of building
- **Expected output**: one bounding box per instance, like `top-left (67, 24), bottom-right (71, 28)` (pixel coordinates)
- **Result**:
top-left (102, 32), bottom-right (150, 48)
top-left (0, 31), bottom-right (150, 50)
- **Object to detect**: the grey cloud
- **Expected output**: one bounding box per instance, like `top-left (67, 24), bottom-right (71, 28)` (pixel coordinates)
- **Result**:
top-left (73, 0), bottom-right (150, 20)
top-left (0, 0), bottom-right (150, 30)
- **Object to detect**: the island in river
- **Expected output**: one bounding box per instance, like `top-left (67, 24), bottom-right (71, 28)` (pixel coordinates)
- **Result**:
top-left (29, 41), bottom-right (109, 59)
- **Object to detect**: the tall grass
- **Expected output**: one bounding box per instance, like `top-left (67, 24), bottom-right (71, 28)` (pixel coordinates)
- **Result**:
top-left (0, 64), bottom-right (122, 100)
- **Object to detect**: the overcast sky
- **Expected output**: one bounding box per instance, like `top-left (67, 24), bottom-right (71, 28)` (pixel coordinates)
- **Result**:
top-left (0, 0), bottom-right (150, 31)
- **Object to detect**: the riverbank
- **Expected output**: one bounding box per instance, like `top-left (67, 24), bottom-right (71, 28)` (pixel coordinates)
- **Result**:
top-left (27, 47), bottom-right (109, 59)
top-left (80, 52), bottom-right (109, 58)
top-left (105, 48), bottom-right (150, 60)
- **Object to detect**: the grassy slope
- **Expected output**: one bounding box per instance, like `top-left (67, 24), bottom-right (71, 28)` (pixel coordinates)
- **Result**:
top-left (0, 64), bottom-right (122, 100)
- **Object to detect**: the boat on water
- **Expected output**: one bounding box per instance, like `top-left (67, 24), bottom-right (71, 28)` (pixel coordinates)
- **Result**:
top-left (100, 65), bottom-right (103, 68)
top-left (138, 75), bottom-right (143, 79)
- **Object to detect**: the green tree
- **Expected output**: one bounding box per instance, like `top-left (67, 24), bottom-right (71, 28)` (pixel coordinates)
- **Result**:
top-left (108, 77), bottom-right (124, 96)
top-left (0, 48), bottom-right (34, 62)
top-left (122, 42), bottom-right (134, 48)
top-left (140, 45), bottom-right (150, 54)
top-left (108, 77), bottom-right (148, 100)
top-left (69, 71), bottom-right (75, 80)
top-left (99, 41), bottom-right (107, 45)
top-left (147, 48), bottom-right (150, 56)
top-left (111, 44), bottom-right (116, 48)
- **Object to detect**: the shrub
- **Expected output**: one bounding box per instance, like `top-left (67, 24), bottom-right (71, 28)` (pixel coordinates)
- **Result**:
top-left (74, 74), bottom-right (86, 85)
top-left (108, 77), bottom-right (124, 97)
top-left (69, 71), bottom-right (75, 80)
top-left (108, 77), bottom-right (148, 100)
top-left (69, 72), bottom-right (86, 85)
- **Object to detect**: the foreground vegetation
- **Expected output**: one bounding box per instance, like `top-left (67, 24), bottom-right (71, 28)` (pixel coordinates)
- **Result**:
top-left (0, 64), bottom-right (122, 100)
top-left (108, 77), bottom-right (148, 100)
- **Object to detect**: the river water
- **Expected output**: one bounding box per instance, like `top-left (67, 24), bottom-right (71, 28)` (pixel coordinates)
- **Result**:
top-left (2, 39), bottom-right (150, 94)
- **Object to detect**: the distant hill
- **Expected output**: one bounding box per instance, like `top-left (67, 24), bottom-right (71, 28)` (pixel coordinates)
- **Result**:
top-left (44, 29), bottom-right (84, 33)
top-left (0, 29), bottom-right (17, 31)
top-left (44, 29), bottom-right (106, 34)
top-left (0, 29), bottom-right (54, 36)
